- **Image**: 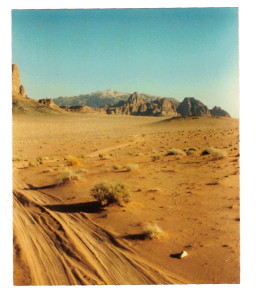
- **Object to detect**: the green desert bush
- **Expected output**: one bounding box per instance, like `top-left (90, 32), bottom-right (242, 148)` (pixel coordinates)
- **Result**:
top-left (90, 182), bottom-right (131, 206)
top-left (142, 223), bottom-right (165, 239)
top-left (56, 168), bottom-right (81, 184)
top-left (165, 148), bottom-right (186, 156)
top-left (201, 147), bottom-right (227, 160)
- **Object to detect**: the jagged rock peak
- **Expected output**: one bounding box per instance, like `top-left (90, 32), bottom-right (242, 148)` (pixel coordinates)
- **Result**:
top-left (210, 106), bottom-right (231, 117)
top-left (177, 97), bottom-right (210, 116)
top-left (127, 92), bottom-right (147, 104)
top-left (12, 64), bottom-right (27, 98)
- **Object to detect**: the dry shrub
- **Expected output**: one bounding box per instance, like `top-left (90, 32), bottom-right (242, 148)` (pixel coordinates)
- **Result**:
top-left (28, 160), bottom-right (39, 167)
top-left (99, 153), bottom-right (111, 160)
top-left (90, 182), bottom-right (130, 206)
top-left (165, 148), bottom-right (186, 156)
top-left (56, 168), bottom-right (81, 184)
top-left (201, 147), bottom-right (227, 160)
top-left (77, 168), bottom-right (87, 174)
top-left (142, 223), bottom-right (165, 239)
top-left (151, 155), bottom-right (161, 161)
top-left (126, 164), bottom-right (139, 172)
top-left (13, 156), bottom-right (22, 162)
top-left (65, 155), bottom-right (81, 166)
top-left (43, 167), bottom-right (53, 173)
top-left (112, 164), bottom-right (122, 170)
top-left (183, 147), bottom-right (198, 155)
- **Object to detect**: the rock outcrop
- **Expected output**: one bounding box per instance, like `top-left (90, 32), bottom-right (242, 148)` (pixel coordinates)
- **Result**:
top-left (38, 98), bottom-right (56, 107)
top-left (12, 64), bottom-right (27, 97)
top-left (176, 97), bottom-right (210, 116)
top-left (106, 92), bottom-right (180, 116)
top-left (210, 106), bottom-right (231, 117)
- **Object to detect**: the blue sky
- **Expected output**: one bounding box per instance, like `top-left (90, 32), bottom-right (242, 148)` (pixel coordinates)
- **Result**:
top-left (12, 8), bottom-right (239, 117)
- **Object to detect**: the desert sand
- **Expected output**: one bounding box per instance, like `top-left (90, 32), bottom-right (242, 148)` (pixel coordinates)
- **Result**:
top-left (13, 113), bottom-right (239, 285)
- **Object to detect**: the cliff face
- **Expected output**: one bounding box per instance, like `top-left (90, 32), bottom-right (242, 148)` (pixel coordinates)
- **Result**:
top-left (106, 92), bottom-right (179, 116)
top-left (12, 64), bottom-right (26, 97)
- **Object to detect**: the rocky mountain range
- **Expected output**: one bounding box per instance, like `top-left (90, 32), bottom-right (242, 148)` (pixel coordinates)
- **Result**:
top-left (12, 64), bottom-right (231, 117)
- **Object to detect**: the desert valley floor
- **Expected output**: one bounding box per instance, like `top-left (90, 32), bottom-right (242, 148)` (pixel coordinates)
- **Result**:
top-left (13, 113), bottom-right (239, 285)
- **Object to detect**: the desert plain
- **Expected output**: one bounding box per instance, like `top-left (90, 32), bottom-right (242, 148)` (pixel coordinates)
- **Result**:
top-left (13, 111), bottom-right (239, 285)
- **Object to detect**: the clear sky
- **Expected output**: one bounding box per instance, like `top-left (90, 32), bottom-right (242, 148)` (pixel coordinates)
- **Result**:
top-left (12, 8), bottom-right (239, 117)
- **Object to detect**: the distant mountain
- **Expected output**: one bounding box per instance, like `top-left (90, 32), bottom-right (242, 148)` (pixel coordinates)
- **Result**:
top-left (210, 106), bottom-right (231, 117)
top-left (177, 97), bottom-right (211, 116)
top-left (106, 92), bottom-right (180, 116)
top-left (53, 89), bottom-right (180, 108)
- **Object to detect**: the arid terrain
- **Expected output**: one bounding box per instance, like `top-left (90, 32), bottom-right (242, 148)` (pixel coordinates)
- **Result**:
top-left (13, 112), bottom-right (239, 285)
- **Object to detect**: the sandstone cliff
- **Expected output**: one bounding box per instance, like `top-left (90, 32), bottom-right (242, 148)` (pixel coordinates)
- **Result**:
top-left (106, 92), bottom-right (179, 116)
top-left (12, 64), bottom-right (26, 97)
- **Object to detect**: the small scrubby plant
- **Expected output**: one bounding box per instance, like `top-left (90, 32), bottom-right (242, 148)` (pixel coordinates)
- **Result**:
top-left (142, 223), bottom-right (165, 239)
top-left (125, 164), bottom-right (139, 172)
top-left (99, 153), bottom-right (111, 160)
top-left (151, 155), bottom-right (161, 161)
top-left (165, 148), bottom-right (186, 156)
top-left (90, 182), bottom-right (131, 206)
top-left (183, 147), bottom-right (198, 155)
top-left (56, 168), bottom-right (81, 184)
top-left (65, 155), bottom-right (81, 166)
top-left (201, 147), bottom-right (227, 160)
top-left (112, 164), bottom-right (122, 170)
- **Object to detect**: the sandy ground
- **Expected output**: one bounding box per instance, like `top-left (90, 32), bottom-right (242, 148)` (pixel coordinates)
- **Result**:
top-left (13, 113), bottom-right (239, 285)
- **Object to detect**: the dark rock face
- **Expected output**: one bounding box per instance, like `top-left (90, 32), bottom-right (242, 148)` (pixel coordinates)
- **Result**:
top-left (19, 85), bottom-right (26, 97)
top-left (177, 97), bottom-right (210, 116)
top-left (106, 92), bottom-right (179, 116)
top-left (210, 106), bottom-right (231, 117)
top-left (38, 98), bottom-right (56, 107)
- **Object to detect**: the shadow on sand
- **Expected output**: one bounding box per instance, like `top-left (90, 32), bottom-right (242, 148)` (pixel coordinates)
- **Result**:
top-left (122, 233), bottom-right (147, 241)
top-left (44, 201), bottom-right (103, 214)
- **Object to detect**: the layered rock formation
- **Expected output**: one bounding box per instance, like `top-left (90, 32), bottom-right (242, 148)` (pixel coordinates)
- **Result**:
top-left (176, 97), bottom-right (210, 116)
top-left (106, 92), bottom-right (179, 116)
top-left (210, 106), bottom-right (231, 117)
top-left (12, 64), bottom-right (26, 97)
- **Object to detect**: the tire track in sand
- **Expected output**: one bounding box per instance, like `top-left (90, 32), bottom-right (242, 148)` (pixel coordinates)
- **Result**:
top-left (13, 168), bottom-right (187, 285)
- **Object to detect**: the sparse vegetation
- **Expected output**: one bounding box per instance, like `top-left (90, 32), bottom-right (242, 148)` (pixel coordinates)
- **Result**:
top-left (56, 168), bottom-right (81, 184)
top-left (90, 182), bottom-right (131, 206)
top-left (65, 155), bottom-right (81, 166)
top-left (151, 155), bottom-right (161, 161)
top-left (77, 168), bottom-right (87, 174)
top-left (43, 167), bottom-right (53, 173)
top-left (125, 164), bottom-right (139, 172)
top-left (142, 223), bottom-right (165, 239)
top-left (183, 147), bottom-right (198, 155)
top-left (99, 153), bottom-right (111, 160)
top-left (201, 147), bottom-right (227, 159)
top-left (13, 156), bottom-right (22, 162)
top-left (112, 164), bottom-right (122, 170)
top-left (165, 148), bottom-right (186, 156)
top-left (36, 156), bottom-right (44, 164)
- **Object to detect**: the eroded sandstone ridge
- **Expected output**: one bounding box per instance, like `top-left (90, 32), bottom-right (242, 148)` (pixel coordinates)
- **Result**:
top-left (12, 64), bottom-right (26, 97)
top-left (106, 92), bottom-right (179, 116)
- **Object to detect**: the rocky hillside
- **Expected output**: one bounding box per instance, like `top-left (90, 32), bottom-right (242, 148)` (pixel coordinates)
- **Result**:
top-left (176, 97), bottom-right (210, 116)
top-left (53, 89), bottom-right (179, 109)
top-left (210, 106), bottom-right (231, 117)
top-left (106, 92), bottom-right (179, 116)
